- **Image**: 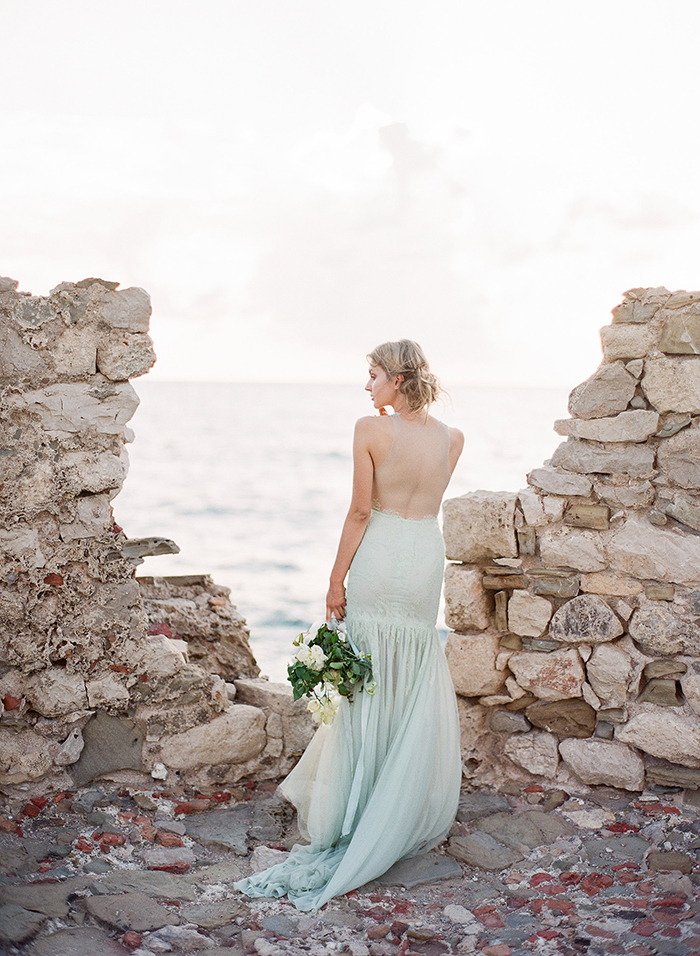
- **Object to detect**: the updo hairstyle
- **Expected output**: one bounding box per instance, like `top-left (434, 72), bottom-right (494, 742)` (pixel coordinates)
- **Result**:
top-left (368, 339), bottom-right (441, 412)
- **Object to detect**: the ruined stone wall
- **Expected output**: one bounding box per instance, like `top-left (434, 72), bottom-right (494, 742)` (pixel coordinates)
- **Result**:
top-left (0, 277), bottom-right (313, 796)
top-left (443, 287), bottom-right (700, 795)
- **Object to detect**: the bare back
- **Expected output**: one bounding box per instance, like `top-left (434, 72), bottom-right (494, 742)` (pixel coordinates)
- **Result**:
top-left (371, 414), bottom-right (452, 520)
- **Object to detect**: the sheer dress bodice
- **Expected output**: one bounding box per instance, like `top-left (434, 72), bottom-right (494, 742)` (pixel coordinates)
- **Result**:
top-left (372, 414), bottom-right (451, 520)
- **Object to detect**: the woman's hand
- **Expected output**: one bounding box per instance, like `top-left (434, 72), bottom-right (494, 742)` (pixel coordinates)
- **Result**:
top-left (326, 581), bottom-right (346, 622)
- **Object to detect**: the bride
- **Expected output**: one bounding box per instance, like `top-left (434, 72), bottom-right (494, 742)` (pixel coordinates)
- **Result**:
top-left (235, 339), bottom-right (464, 911)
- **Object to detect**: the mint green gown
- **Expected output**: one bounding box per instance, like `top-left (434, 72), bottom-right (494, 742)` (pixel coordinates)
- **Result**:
top-left (234, 416), bottom-right (462, 911)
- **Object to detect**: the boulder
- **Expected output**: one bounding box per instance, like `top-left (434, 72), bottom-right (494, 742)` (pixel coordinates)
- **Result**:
top-left (656, 422), bottom-right (700, 488)
top-left (518, 487), bottom-right (565, 527)
top-left (70, 711), bottom-right (144, 787)
top-left (0, 728), bottom-right (53, 784)
top-left (616, 709), bottom-right (700, 767)
top-left (680, 664), bottom-right (700, 717)
top-left (529, 570), bottom-right (580, 599)
top-left (527, 466), bottom-right (592, 497)
top-left (507, 591), bottom-right (552, 638)
top-left (445, 632), bottom-right (505, 697)
top-left (606, 514), bottom-right (700, 585)
top-left (539, 528), bottom-right (606, 572)
top-left (658, 311), bottom-right (700, 354)
top-left (85, 674), bottom-right (130, 710)
top-left (26, 668), bottom-right (88, 717)
top-left (234, 678), bottom-right (314, 756)
top-left (600, 324), bottom-right (653, 361)
top-left (160, 705), bottom-right (267, 770)
top-left (568, 363), bottom-right (637, 419)
top-left (554, 410), bottom-right (658, 443)
top-left (4, 381), bottom-right (139, 438)
top-left (550, 438), bottom-right (655, 478)
top-left (508, 648), bottom-right (585, 701)
top-left (99, 287), bottom-right (152, 332)
top-left (559, 738), bottom-right (644, 790)
top-left (526, 698), bottom-right (596, 737)
top-left (443, 491), bottom-right (517, 563)
top-left (592, 478), bottom-right (655, 509)
top-left (642, 356), bottom-right (700, 413)
top-left (503, 731), bottom-right (559, 777)
top-left (586, 643), bottom-right (635, 706)
top-left (96, 331), bottom-right (157, 381)
top-left (628, 604), bottom-right (700, 656)
top-left (665, 492), bottom-right (700, 532)
top-left (548, 595), bottom-right (624, 645)
top-left (444, 565), bottom-right (491, 631)
top-left (579, 572), bottom-right (642, 596)
top-left (563, 502), bottom-right (610, 530)
top-left (612, 290), bottom-right (667, 324)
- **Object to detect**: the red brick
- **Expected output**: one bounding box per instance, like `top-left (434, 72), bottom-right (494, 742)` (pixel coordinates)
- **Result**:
top-left (93, 831), bottom-right (126, 847)
top-left (74, 837), bottom-right (94, 853)
top-left (43, 573), bottom-right (64, 586)
top-left (529, 872), bottom-right (555, 886)
top-left (580, 872), bottom-right (614, 895)
top-left (652, 895), bottom-right (688, 907)
top-left (585, 925), bottom-right (616, 939)
top-left (537, 929), bottom-right (560, 940)
top-left (3, 694), bottom-right (21, 711)
top-left (157, 831), bottom-right (184, 847)
top-left (560, 871), bottom-right (582, 885)
top-left (30, 796), bottom-right (48, 809)
top-left (22, 803), bottom-right (40, 818)
top-left (660, 927), bottom-right (682, 938)
top-left (547, 898), bottom-right (575, 915)
top-left (122, 932), bottom-right (141, 949)
top-left (149, 862), bottom-right (190, 874)
top-left (148, 622), bottom-right (172, 637)
top-left (631, 920), bottom-right (658, 938)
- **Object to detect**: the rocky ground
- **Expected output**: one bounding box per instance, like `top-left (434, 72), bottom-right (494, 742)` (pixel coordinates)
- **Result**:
top-left (1, 780), bottom-right (699, 956)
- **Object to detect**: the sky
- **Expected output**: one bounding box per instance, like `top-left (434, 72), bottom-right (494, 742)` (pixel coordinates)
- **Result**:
top-left (1, 0), bottom-right (700, 387)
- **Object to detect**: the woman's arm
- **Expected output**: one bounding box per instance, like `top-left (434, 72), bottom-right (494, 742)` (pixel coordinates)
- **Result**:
top-left (325, 418), bottom-right (375, 622)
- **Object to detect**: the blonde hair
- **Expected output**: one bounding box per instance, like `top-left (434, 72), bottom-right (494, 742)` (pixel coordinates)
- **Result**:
top-left (368, 339), bottom-right (441, 412)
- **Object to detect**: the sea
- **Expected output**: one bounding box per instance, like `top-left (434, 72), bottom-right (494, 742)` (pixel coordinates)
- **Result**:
top-left (114, 381), bottom-right (569, 682)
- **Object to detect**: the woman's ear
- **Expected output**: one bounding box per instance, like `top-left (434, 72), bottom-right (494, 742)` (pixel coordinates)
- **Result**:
top-left (394, 374), bottom-right (404, 388)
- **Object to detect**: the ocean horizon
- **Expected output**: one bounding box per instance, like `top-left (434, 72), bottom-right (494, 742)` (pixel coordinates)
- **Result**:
top-left (115, 381), bottom-right (569, 681)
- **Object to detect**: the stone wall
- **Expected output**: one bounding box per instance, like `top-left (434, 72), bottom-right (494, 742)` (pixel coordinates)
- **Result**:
top-left (443, 287), bottom-right (700, 795)
top-left (0, 277), bottom-right (313, 797)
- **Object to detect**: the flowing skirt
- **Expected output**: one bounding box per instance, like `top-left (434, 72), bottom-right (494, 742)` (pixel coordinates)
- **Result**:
top-left (234, 510), bottom-right (462, 912)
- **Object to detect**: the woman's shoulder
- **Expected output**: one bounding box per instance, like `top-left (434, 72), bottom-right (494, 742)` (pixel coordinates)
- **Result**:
top-left (354, 414), bottom-right (393, 434)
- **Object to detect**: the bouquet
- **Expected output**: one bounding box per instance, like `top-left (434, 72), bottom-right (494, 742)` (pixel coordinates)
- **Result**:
top-left (287, 619), bottom-right (375, 724)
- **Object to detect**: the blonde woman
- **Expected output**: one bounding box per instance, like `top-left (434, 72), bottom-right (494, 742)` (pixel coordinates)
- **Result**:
top-left (236, 340), bottom-right (463, 911)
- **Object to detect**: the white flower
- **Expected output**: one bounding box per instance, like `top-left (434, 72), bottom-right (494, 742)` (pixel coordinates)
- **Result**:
top-left (365, 680), bottom-right (377, 695)
top-left (307, 644), bottom-right (327, 671)
top-left (294, 644), bottom-right (313, 665)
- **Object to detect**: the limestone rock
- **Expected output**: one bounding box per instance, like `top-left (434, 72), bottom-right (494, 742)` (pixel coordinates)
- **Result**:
top-left (504, 731), bottom-right (559, 777)
top-left (508, 648), bottom-right (585, 701)
top-left (548, 595), bottom-right (623, 645)
top-left (554, 410), bottom-right (659, 443)
top-left (525, 698), bottom-right (596, 737)
top-left (99, 287), bottom-right (152, 332)
top-left (563, 502), bottom-right (610, 530)
top-left (592, 478), bottom-right (655, 509)
top-left (0, 904), bottom-right (47, 944)
top-left (616, 709), bottom-right (700, 767)
top-left (447, 831), bottom-right (523, 871)
top-left (530, 570), bottom-right (580, 599)
top-left (4, 381), bottom-right (139, 438)
top-left (85, 674), bottom-right (130, 710)
top-left (665, 492), bottom-right (700, 531)
top-left (539, 528), bottom-right (606, 572)
top-left (642, 356), bottom-right (700, 413)
top-left (62, 449), bottom-right (128, 495)
top-left (580, 572), bottom-right (642, 596)
top-left (27, 927), bottom-right (131, 955)
top-left (445, 632), bottom-right (505, 697)
top-left (637, 678), bottom-right (684, 706)
top-left (680, 664), bottom-right (700, 717)
top-left (551, 438), bottom-right (655, 478)
top-left (160, 705), bottom-right (266, 770)
top-left (490, 709), bottom-right (530, 733)
top-left (656, 422), bottom-right (700, 488)
top-left (61, 493), bottom-right (113, 540)
top-left (518, 487), bottom-right (565, 527)
top-left (659, 311), bottom-right (700, 354)
top-left (612, 290), bottom-right (667, 324)
top-left (97, 331), bottom-right (157, 381)
top-left (0, 728), bottom-right (53, 784)
top-left (568, 362), bottom-right (637, 420)
top-left (606, 514), bottom-right (700, 585)
top-left (234, 679), bottom-right (314, 756)
top-left (507, 591), bottom-right (552, 637)
top-left (559, 738), bottom-right (645, 790)
top-left (54, 726), bottom-right (85, 766)
top-left (527, 466), bottom-right (592, 497)
top-left (600, 324), bottom-right (653, 361)
top-left (443, 491), bottom-right (518, 563)
top-left (586, 643), bottom-right (635, 706)
top-left (644, 755), bottom-right (700, 789)
top-left (26, 668), bottom-right (88, 717)
top-left (444, 565), bottom-right (492, 631)
top-left (628, 604), bottom-right (700, 656)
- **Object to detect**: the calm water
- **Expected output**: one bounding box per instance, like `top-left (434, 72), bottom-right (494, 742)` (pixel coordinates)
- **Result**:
top-left (115, 381), bottom-right (568, 681)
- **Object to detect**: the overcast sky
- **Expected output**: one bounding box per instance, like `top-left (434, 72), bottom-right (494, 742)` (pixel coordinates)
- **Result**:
top-left (2, 0), bottom-right (699, 386)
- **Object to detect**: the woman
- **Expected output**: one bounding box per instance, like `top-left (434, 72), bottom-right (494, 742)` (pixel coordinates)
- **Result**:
top-left (235, 339), bottom-right (463, 911)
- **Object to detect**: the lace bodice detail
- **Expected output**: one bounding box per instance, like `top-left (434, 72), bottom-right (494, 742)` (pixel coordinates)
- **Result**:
top-left (371, 414), bottom-right (451, 520)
